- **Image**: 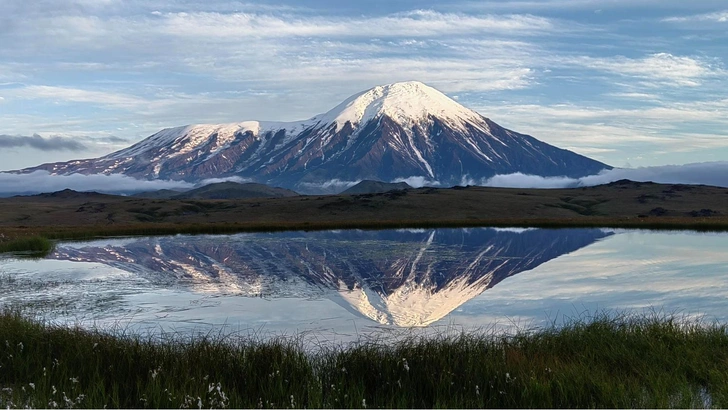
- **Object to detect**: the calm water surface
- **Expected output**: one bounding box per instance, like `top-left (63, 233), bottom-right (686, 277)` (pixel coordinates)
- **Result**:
top-left (1, 228), bottom-right (727, 342)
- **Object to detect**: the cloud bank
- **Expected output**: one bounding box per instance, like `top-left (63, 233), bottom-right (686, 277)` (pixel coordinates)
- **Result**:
top-left (0, 172), bottom-right (260, 196)
top-left (297, 179), bottom-right (362, 194)
top-left (479, 162), bottom-right (728, 189)
top-left (0, 171), bottom-right (195, 196)
top-left (1, 162), bottom-right (727, 196)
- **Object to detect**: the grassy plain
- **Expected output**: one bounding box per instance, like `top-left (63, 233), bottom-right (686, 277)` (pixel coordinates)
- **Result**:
top-left (0, 180), bottom-right (727, 251)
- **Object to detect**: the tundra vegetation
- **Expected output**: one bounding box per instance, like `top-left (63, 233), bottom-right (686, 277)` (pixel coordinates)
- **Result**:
top-left (2, 181), bottom-right (728, 254)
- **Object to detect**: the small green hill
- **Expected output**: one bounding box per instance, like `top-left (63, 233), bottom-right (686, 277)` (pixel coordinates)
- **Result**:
top-left (131, 189), bottom-right (187, 199)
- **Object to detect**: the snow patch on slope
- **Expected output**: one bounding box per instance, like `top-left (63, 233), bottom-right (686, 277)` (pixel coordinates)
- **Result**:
top-left (105, 120), bottom-right (319, 164)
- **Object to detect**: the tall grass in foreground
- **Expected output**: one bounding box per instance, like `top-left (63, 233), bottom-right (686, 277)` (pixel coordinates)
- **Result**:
top-left (2, 311), bottom-right (728, 408)
top-left (0, 236), bottom-right (54, 257)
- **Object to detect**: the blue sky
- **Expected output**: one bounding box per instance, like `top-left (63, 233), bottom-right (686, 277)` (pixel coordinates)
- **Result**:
top-left (1, 0), bottom-right (727, 171)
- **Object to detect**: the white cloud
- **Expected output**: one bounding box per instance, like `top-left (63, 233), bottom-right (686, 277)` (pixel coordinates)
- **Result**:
top-left (296, 179), bottom-right (361, 194)
top-left (663, 10), bottom-right (728, 23)
top-left (6, 86), bottom-right (145, 108)
top-left (478, 162), bottom-right (728, 189)
top-left (605, 92), bottom-right (660, 100)
top-left (580, 162), bottom-right (728, 187)
top-left (157, 10), bottom-right (555, 39)
top-left (196, 176), bottom-right (251, 186)
top-left (575, 53), bottom-right (723, 87)
top-left (392, 176), bottom-right (442, 188)
top-left (459, 0), bottom-right (717, 12)
top-left (0, 171), bottom-right (194, 195)
top-left (479, 173), bottom-right (579, 188)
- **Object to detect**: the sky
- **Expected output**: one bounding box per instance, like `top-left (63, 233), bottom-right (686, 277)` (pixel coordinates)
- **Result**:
top-left (1, 0), bottom-right (727, 172)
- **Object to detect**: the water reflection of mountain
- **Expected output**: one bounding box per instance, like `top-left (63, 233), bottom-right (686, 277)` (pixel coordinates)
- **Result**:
top-left (50, 228), bottom-right (612, 327)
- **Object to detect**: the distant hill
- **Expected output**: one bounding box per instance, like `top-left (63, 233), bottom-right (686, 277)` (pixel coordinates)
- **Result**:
top-left (21, 189), bottom-right (112, 200)
top-left (131, 189), bottom-right (188, 199)
top-left (341, 180), bottom-right (412, 195)
top-left (171, 182), bottom-right (299, 200)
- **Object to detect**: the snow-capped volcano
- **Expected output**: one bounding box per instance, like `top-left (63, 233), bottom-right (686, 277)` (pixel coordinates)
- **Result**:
top-left (19, 81), bottom-right (610, 190)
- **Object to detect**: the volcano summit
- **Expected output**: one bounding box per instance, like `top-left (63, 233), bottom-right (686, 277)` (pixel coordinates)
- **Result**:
top-left (21, 81), bottom-right (610, 192)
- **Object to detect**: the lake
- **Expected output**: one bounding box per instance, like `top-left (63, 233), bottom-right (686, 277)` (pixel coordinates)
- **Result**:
top-left (1, 228), bottom-right (727, 343)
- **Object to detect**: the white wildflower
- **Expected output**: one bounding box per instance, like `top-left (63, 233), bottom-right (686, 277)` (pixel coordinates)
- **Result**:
top-left (28, 383), bottom-right (35, 390)
top-left (362, 398), bottom-right (367, 408)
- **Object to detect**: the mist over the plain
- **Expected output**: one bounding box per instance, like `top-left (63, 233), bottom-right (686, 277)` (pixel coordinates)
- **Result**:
top-left (0, 171), bottom-right (250, 196)
top-left (479, 162), bottom-right (728, 189)
top-left (0, 162), bottom-right (726, 196)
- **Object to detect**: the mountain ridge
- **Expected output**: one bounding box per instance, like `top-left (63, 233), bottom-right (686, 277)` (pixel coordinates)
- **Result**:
top-left (17, 81), bottom-right (611, 192)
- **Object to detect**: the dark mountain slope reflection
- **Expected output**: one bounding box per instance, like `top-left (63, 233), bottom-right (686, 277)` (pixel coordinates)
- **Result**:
top-left (50, 228), bottom-right (612, 327)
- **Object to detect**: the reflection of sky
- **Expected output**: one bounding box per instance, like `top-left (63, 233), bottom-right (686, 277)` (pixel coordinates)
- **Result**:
top-left (451, 231), bottom-right (728, 331)
top-left (1, 230), bottom-right (728, 343)
top-left (0, 258), bottom-right (383, 343)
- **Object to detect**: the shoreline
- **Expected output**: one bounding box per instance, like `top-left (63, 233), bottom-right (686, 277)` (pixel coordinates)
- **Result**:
top-left (2, 217), bottom-right (728, 250)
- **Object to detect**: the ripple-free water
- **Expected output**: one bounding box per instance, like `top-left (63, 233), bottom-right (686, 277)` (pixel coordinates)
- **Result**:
top-left (1, 228), bottom-right (727, 343)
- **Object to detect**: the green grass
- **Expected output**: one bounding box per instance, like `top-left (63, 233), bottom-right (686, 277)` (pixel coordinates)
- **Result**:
top-left (2, 310), bottom-right (728, 408)
top-left (0, 236), bottom-right (54, 256)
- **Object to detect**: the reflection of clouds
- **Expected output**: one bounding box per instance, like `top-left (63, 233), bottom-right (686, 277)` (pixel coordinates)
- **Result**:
top-left (452, 231), bottom-right (728, 329)
top-left (6, 229), bottom-right (728, 340)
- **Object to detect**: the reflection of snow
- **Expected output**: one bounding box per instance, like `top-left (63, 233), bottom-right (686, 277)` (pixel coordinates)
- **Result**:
top-left (46, 228), bottom-right (610, 328)
top-left (339, 273), bottom-right (493, 327)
